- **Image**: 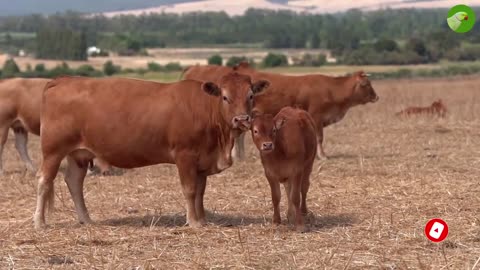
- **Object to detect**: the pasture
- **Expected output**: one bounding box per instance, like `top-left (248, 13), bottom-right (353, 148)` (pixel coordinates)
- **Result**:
top-left (1, 75), bottom-right (480, 269)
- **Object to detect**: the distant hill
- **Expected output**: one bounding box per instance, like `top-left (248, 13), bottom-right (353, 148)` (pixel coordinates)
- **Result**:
top-left (1, 0), bottom-right (480, 17)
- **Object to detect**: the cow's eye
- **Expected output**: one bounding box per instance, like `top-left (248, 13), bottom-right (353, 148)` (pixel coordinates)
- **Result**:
top-left (223, 96), bottom-right (229, 102)
top-left (249, 94), bottom-right (254, 100)
top-left (254, 129), bottom-right (258, 134)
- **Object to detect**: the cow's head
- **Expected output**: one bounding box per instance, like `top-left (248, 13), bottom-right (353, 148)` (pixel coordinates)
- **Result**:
top-left (352, 71), bottom-right (379, 104)
top-left (250, 113), bottom-right (286, 153)
top-left (201, 72), bottom-right (270, 131)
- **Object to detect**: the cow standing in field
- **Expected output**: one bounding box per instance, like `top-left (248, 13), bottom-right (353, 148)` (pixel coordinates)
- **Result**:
top-left (251, 107), bottom-right (317, 232)
top-left (0, 78), bottom-right (112, 175)
top-left (34, 74), bottom-right (269, 229)
top-left (183, 62), bottom-right (379, 160)
top-left (396, 99), bottom-right (447, 118)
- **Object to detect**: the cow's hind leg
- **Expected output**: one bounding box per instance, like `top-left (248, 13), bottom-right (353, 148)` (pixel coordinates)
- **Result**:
top-left (13, 127), bottom-right (36, 172)
top-left (289, 173), bottom-right (306, 232)
top-left (301, 164), bottom-right (313, 216)
top-left (232, 133), bottom-right (246, 160)
top-left (0, 125), bottom-right (9, 175)
top-left (284, 181), bottom-right (295, 224)
top-left (195, 174), bottom-right (207, 225)
top-left (64, 155), bottom-right (92, 225)
top-left (176, 154), bottom-right (203, 228)
top-left (316, 126), bottom-right (327, 160)
top-left (33, 155), bottom-right (62, 230)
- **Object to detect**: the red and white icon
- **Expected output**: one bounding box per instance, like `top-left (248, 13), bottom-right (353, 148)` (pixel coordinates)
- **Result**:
top-left (425, 218), bottom-right (448, 242)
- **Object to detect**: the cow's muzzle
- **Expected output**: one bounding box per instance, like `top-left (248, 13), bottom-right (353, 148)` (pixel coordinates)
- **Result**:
top-left (261, 142), bottom-right (274, 152)
top-left (371, 95), bottom-right (379, 103)
top-left (233, 115), bottom-right (251, 130)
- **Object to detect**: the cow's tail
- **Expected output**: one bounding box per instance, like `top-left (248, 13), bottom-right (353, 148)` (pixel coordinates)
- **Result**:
top-left (179, 66), bottom-right (191, 80)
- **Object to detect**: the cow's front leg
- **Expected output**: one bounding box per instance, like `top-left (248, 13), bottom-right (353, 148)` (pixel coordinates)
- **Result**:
top-left (195, 174), bottom-right (207, 225)
top-left (176, 154), bottom-right (203, 228)
top-left (316, 125), bottom-right (327, 160)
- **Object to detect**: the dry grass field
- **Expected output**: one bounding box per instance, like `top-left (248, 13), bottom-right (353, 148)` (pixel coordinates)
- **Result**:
top-left (1, 75), bottom-right (480, 269)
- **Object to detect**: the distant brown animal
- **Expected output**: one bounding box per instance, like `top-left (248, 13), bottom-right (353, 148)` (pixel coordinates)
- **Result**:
top-left (0, 78), bottom-right (113, 175)
top-left (33, 74), bottom-right (269, 229)
top-left (183, 62), bottom-right (379, 160)
top-left (396, 99), bottom-right (447, 118)
top-left (250, 107), bottom-right (317, 232)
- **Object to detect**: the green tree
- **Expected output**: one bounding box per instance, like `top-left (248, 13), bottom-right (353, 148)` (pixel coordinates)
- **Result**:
top-left (147, 62), bottom-right (163, 72)
top-left (374, 39), bottom-right (399, 52)
top-left (262, 53), bottom-right (288, 68)
top-left (226, 56), bottom-right (249, 67)
top-left (208, 54), bottom-right (223, 66)
top-left (103, 60), bottom-right (120, 76)
top-left (2, 58), bottom-right (20, 78)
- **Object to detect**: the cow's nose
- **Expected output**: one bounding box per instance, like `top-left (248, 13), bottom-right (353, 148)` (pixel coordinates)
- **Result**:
top-left (262, 142), bottom-right (274, 151)
top-left (233, 115), bottom-right (251, 129)
top-left (373, 95), bottom-right (379, 102)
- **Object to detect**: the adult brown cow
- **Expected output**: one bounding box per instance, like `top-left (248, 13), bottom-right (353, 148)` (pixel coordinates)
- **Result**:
top-left (183, 62), bottom-right (379, 159)
top-left (33, 74), bottom-right (269, 229)
top-left (0, 78), bottom-right (112, 175)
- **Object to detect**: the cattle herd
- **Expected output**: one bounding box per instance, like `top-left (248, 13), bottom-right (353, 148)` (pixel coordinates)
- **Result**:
top-left (0, 62), bottom-right (447, 232)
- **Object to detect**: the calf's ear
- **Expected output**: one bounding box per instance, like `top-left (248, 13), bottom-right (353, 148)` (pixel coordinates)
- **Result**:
top-left (274, 118), bottom-right (286, 131)
top-left (202, 82), bottom-right (221, 96)
top-left (252, 80), bottom-right (270, 94)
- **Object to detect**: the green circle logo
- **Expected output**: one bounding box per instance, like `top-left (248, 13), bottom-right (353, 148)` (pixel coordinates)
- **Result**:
top-left (447, 4), bottom-right (476, 33)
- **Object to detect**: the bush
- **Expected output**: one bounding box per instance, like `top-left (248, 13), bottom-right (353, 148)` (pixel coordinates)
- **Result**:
top-left (164, 62), bottom-right (182, 72)
top-left (103, 60), bottom-right (121, 76)
top-left (90, 50), bottom-right (109, 57)
top-left (75, 64), bottom-right (103, 77)
top-left (47, 62), bottom-right (74, 78)
top-left (226, 56), bottom-right (249, 67)
top-left (147, 62), bottom-right (163, 72)
top-left (445, 46), bottom-right (480, 62)
top-left (34, 63), bottom-right (46, 73)
top-left (262, 53), bottom-right (288, 68)
top-left (2, 58), bottom-right (20, 78)
top-left (295, 53), bottom-right (326, 67)
top-left (374, 39), bottom-right (399, 52)
top-left (208, 54), bottom-right (223, 66)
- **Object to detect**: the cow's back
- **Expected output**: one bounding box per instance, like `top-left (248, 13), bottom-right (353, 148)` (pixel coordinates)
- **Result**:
top-left (183, 65), bottom-right (232, 82)
top-left (42, 77), bottom-right (226, 170)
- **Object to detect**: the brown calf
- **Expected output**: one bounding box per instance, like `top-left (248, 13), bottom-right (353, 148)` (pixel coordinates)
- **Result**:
top-left (250, 107), bottom-right (317, 232)
top-left (34, 74), bottom-right (269, 229)
top-left (396, 99), bottom-right (447, 118)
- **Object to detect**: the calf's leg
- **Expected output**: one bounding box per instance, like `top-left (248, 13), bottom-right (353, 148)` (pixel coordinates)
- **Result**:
top-left (195, 174), bottom-right (207, 225)
top-left (316, 126), bottom-right (327, 160)
top-left (290, 174), bottom-right (306, 232)
top-left (0, 126), bottom-right (8, 175)
top-left (284, 182), bottom-right (295, 223)
top-left (33, 155), bottom-right (62, 230)
top-left (266, 175), bottom-right (281, 225)
top-left (64, 156), bottom-right (91, 225)
top-left (13, 127), bottom-right (36, 172)
top-left (301, 164), bottom-right (313, 215)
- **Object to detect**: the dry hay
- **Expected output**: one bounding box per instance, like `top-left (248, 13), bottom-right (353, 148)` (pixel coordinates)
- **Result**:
top-left (1, 76), bottom-right (480, 269)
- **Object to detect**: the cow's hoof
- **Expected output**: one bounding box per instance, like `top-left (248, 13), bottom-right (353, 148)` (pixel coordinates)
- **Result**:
top-left (295, 225), bottom-right (308, 233)
top-left (34, 221), bottom-right (48, 230)
top-left (188, 220), bottom-right (205, 228)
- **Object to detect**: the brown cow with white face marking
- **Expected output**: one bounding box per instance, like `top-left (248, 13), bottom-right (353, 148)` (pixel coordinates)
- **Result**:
top-left (0, 78), bottom-right (112, 175)
top-left (34, 74), bottom-right (269, 229)
top-left (183, 63), bottom-right (379, 160)
top-left (251, 107), bottom-right (317, 232)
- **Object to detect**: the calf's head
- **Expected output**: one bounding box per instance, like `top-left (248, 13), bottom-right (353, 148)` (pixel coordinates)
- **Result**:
top-left (250, 113), bottom-right (286, 153)
top-left (202, 72), bottom-right (270, 131)
top-left (352, 71), bottom-right (379, 104)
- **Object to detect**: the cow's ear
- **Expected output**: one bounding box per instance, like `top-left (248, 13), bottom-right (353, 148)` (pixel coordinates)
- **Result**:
top-left (252, 80), bottom-right (270, 94)
top-left (202, 82), bottom-right (221, 96)
top-left (274, 117), bottom-right (286, 131)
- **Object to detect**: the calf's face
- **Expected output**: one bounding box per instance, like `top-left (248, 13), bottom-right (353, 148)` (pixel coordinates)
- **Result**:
top-left (353, 72), bottom-right (379, 104)
top-left (251, 114), bottom-right (285, 153)
top-left (202, 73), bottom-right (270, 131)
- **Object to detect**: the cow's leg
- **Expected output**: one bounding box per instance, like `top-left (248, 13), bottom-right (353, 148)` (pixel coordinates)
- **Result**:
top-left (316, 125), bottom-right (327, 160)
top-left (13, 127), bottom-right (36, 172)
top-left (232, 133), bottom-right (245, 160)
top-left (0, 126), bottom-right (9, 175)
top-left (290, 173), bottom-right (305, 232)
top-left (176, 155), bottom-right (202, 228)
top-left (195, 174), bottom-right (207, 225)
top-left (33, 155), bottom-right (62, 230)
top-left (284, 181), bottom-right (295, 224)
top-left (266, 174), bottom-right (281, 225)
top-left (64, 156), bottom-right (91, 225)
top-left (301, 164), bottom-right (313, 216)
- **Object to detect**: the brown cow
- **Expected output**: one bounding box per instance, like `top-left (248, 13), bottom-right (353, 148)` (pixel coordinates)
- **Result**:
top-left (183, 62), bottom-right (379, 160)
top-left (396, 99), bottom-right (447, 118)
top-left (250, 107), bottom-right (317, 232)
top-left (0, 78), bottom-right (112, 175)
top-left (33, 74), bottom-right (269, 229)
